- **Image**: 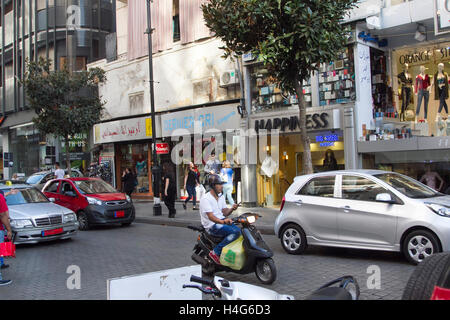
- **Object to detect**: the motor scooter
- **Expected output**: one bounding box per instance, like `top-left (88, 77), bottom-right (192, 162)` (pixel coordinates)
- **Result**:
top-left (183, 275), bottom-right (360, 300)
top-left (188, 212), bottom-right (277, 284)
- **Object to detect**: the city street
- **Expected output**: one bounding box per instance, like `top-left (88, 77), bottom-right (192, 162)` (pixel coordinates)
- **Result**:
top-left (0, 222), bottom-right (415, 300)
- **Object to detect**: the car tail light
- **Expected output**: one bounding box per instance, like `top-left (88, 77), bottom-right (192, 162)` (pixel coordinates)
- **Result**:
top-left (280, 197), bottom-right (285, 212)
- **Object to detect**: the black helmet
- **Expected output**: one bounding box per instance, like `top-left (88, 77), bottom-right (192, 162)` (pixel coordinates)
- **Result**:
top-left (208, 174), bottom-right (226, 188)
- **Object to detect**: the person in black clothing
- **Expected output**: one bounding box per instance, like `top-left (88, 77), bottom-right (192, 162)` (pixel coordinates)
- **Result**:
top-left (121, 168), bottom-right (136, 199)
top-left (323, 149), bottom-right (338, 171)
top-left (162, 162), bottom-right (177, 218)
top-left (183, 162), bottom-right (200, 210)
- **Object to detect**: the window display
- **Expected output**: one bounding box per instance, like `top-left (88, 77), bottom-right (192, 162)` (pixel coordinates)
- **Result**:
top-left (116, 143), bottom-right (150, 194)
top-left (250, 65), bottom-right (312, 113)
top-left (319, 46), bottom-right (355, 106)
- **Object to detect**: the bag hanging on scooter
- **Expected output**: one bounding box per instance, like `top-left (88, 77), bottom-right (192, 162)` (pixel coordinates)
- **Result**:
top-left (220, 235), bottom-right (246, 270)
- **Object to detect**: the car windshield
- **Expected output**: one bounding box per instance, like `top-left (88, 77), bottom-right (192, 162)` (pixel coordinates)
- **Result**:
top-left (4, 188), bottom-right (49, 205)
top-left (74, 180), bottom-right (117, 194)
top-left (26, 174), bottom-right (45, 184)
top-left (375, 173), bottom-right (441, 199)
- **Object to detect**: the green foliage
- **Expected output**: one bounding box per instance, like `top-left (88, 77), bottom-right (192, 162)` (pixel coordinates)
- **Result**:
top-left (202, 0), bottom-right (358, 93)
top-left (21, 57), bottom-right (107, 141)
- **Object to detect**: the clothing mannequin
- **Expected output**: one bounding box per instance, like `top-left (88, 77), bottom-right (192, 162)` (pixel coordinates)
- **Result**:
top-left (398, 63), bottom-right (413, 121)
top-left (420, 164), bottom-right (444, 192)
top-left (433, 63), bottom-right (449, 115)
top-left (415, 65), bottom-right (431, 121)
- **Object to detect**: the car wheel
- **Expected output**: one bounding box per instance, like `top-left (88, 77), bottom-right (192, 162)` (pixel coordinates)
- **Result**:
top-left (77, 211), bottom-right (90, 231)
top-left (121, 222), bottom-right (132, 227)
top-left (402, 253), bottom-right (450, 300)
top-left (402, 230), bottom-right (441, 265)
top-left (280, 223), bottom-right (307, 255)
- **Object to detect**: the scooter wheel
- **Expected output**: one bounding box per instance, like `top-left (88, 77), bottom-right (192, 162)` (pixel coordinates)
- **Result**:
top-left (255, 258), bottom-right (277, 285)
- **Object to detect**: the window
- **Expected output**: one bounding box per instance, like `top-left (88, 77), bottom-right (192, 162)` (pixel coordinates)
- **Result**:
top-left (298, 176), bottom-right (336, 198)
top-left (60, 182), bottom-right (75, 194)
top-left (173, 0), bottom-right (180, 42)
top-left (42, 173), bottom-right (56, 184)
top-left (5, 188), bottom-right (49, 206)
top-left (342, 175), bottom-right (392, 202)
top-left (46, 181), bottom-right (60, 193)
top-left (375, 173), bottom-right (439, 199)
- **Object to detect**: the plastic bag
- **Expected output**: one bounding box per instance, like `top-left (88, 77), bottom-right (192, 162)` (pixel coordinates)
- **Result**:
top-left (220, 236), bottom-right (246, 270)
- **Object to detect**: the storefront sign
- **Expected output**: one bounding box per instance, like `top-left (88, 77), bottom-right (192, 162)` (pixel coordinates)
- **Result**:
top-left (398, 50), bottom-right (432, 66)
top-left (434, 0), bottom-right (450, 35)
top-left (93, 116), bottom-right (161, 144)
top-left (156, 143), bottom-right (170, 154)
top-left (316, 133), bottom-right (340, 147)
top-left (254, 112), bottom-right (334, 133)
top-left (61, 152), bottom-right (90, 161)
top-left (161, 104), bottom-right (241, 137)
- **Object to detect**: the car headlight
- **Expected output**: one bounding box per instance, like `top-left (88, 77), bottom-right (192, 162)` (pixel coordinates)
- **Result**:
top-left (86, 197), bottom-right (103, 206)
top-left (10, 219), bottom-right (33, 229)
top-left (426, 203), bottom-right (450, 218)
top-left (63, 213), bottom-right (77, 223)
top-left (126, 195), bottom-right (131, 202)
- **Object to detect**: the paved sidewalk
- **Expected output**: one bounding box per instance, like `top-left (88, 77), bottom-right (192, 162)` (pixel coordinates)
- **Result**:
top-left (133, 200), bottom-right (280, 235)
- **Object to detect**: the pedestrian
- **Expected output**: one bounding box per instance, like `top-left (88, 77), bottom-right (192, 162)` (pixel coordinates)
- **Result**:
top-left (121, 168), bottom-right (136, 199)
top-left (183, 162), bottom-right (200, 210)
top-left (204, 151), bottom-right (221, 175)
top-left (322, 149), bottom-right (338, 171)
top-left (162, 162), bottom-right (177, 218)
top-left (0, 188), bottom-right (19, 286)
top-left (54, 162), bottom-right (65, 179)
top-left (220, 160), bottom-right (235, 205)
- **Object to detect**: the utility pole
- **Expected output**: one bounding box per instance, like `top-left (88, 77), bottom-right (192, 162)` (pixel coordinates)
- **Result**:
top-left (146, 0), bottom-right (162, 215)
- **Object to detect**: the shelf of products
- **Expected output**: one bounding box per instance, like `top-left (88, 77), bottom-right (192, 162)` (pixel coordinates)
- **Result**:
top-left (250, 66), bottom-right (312, 113)
top-left (319, 46), bottom-right (356, 106)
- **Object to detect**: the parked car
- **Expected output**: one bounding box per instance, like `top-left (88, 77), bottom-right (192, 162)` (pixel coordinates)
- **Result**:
top-left (42, 177), bottom-right (135, 230)
top-left (26, 169), bottom-right (84, 191)
top-left (274, 170), bottom-right (450, 265)
top-left (1, 183), bottom-right (78, 244)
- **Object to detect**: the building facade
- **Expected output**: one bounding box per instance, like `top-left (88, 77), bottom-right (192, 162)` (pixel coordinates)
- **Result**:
top-left (0, 0), bottom-right (115, 179)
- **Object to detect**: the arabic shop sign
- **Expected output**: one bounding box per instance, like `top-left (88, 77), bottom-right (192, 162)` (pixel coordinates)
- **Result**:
top-left (93, 116), bottom-right (161, 144)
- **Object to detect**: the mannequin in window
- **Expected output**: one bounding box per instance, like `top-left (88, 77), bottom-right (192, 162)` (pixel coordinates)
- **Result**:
top-left (420, 164), bottom-right (444, 192)
top-left (397, 63), bottom-right (413, 121)
top-left (433, 63), bottom-right (449, 115)
top-left (415, 65), bottom-right (431, 122)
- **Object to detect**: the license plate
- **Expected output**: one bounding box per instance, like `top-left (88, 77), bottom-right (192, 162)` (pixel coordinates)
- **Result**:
top-left (114, 211), bottom-right (125, 218)
top-left (42, 228), bottom-right (64, 237)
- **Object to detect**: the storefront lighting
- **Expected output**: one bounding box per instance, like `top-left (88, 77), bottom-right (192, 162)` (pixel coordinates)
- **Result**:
top-left (266, 145), bottom-right (270, 152)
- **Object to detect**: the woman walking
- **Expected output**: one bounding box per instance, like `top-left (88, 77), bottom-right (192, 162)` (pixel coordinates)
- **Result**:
top-left (162, 162), bottom-right (177, 218)
top-left (183, 162), bottom-right (200, 210)
top-left (220, 160), bottom-right (235, 205)
top-left (121, 168), bottom-right (136, 199)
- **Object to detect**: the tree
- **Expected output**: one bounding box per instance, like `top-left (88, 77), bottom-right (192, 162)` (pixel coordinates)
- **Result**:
top-left (22, 57), bottom-right (106, 174)
top-left (202, 0), bottom-right (358, 174)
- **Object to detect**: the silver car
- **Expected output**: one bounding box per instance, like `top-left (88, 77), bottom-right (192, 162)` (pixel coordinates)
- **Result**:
top-left (26, 169), bottom-right (84, 191)
top-left (2, 184), bottom-right (78, 244)
top-left (274, 170), bottom-right (450, 264)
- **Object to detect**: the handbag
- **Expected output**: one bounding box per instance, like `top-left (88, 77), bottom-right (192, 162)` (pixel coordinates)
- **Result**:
top-left (0, 240), bottom-right (16, 258)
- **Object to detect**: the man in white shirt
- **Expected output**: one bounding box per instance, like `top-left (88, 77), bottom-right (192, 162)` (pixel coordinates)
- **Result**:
top-left (200, 174), bottom-right (239, 265)
top-left (54, 162), bottom-right (65, 179)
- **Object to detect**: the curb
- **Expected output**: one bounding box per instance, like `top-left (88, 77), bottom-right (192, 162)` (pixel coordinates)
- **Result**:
top-left (135, 217), bottom-right (276, 235)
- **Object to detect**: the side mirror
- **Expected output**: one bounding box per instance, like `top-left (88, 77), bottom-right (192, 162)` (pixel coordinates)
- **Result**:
top-left (376, 193), bottom-right (396, 204)
top-left (49, 198), bottom-right (56, 203)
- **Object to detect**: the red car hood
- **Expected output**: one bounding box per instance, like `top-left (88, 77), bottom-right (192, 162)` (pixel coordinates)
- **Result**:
top-left (88, 193), bottom-right (127, 201)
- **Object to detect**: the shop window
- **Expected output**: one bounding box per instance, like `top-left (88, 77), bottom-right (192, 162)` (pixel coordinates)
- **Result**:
top-left (297, 176), bottom-right (335, 197)
top-left (173, 0), bottom-right (180, 42)
top-left (117, 143), bottom-right (150, 194)
top-left (319, 46), bottom-right (355, 106)
top-left (341, 175), bottom-right (391, 202)
top-left (250, 66), bottom-right (311, 113)
top-left (371, 48), bottom-right (392, 114)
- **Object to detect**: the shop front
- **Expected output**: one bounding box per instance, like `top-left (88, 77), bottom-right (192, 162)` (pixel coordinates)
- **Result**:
top-left (160, 103), bottom-right (242, 201)
top-left (93, 115), bottom-right (161, 199)
top-left (250, 107), bottom-right (345, 206)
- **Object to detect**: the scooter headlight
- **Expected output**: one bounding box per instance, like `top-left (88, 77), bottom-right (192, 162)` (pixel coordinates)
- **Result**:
top-left (246, 215), bottom-right (257, 224)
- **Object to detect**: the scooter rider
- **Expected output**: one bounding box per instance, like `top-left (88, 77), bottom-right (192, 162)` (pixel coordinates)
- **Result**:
top-left (200, 174), bottom-right (239, 265)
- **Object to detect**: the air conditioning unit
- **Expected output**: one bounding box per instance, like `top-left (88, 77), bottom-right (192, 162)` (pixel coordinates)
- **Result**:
top-left (220, 70), bottom-right (239, 87)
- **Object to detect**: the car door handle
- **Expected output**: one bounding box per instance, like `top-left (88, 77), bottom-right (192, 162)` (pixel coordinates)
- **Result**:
top-left (340, 206), bottom-right (351, 212)
top-left (295, 200), bottom-right (303, 206)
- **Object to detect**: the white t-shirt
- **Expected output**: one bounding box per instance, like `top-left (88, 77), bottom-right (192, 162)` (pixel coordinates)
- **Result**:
top-left (55, 169), bottom-right (65, 179)
top-left (200, 192), bottom-right (227, 231)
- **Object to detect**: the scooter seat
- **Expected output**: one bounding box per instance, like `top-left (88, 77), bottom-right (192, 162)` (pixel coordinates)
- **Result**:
top-left (305, 287), bottom-right (353, 300)
top-left (206, 233), bottom-right (225, 243)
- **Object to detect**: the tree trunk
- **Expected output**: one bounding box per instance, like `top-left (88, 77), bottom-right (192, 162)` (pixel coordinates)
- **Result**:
top-left (65, 135), bottom-right (71, 177)
top-left (294, 78), bottom-right (313, 175)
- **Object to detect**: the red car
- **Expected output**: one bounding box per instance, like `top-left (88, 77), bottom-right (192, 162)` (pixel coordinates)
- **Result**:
top-left (42, 178), bottom-right (135, 230)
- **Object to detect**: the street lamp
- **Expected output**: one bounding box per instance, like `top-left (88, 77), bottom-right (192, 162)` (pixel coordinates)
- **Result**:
top-left (146, 0), bottom-right (162, 216)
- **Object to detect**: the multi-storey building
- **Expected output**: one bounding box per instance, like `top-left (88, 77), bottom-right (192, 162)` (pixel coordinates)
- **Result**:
top-left (0, 0), bottom-right (115, 179)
